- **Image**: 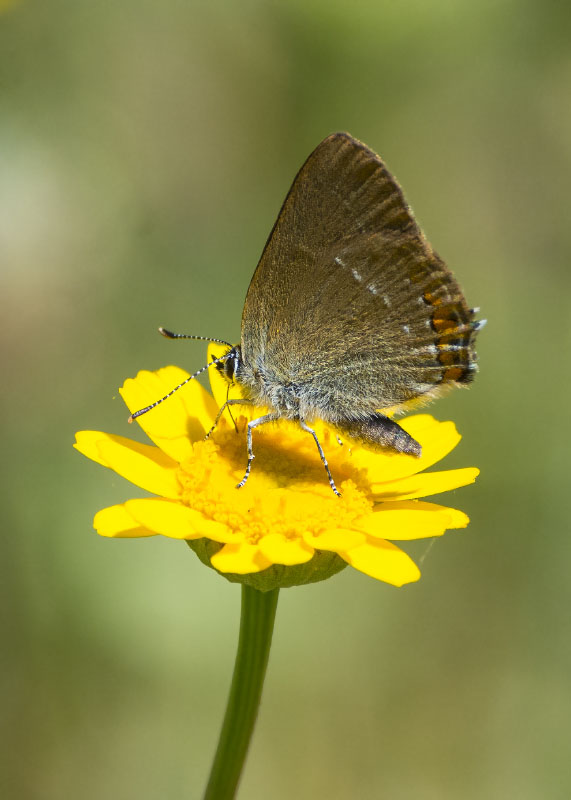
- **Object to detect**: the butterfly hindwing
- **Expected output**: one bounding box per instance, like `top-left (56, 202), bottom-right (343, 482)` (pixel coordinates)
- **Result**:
top-left (241, 133), bottom-right (480, 417)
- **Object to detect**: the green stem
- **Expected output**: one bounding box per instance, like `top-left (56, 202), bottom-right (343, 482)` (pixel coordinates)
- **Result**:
top-left (203, 585), bottom-right (280, 800)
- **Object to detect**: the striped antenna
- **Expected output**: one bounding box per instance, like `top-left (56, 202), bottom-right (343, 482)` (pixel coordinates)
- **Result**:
top-left (159, 327), bottom-right (232, 347)
top-left (128, 350), bottom-right (232, 422)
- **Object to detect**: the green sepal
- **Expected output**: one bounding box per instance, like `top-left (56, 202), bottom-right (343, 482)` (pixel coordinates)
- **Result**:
top-left (186, 538), bottom-right (348, 591)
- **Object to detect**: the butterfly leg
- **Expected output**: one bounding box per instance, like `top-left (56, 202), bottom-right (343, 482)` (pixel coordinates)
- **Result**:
top-left (205, 398), bottom-right (253, 439)
top-left (236, 412), bottom-right (281, 489)
top-left (300, 421), bottom-right (341, 497)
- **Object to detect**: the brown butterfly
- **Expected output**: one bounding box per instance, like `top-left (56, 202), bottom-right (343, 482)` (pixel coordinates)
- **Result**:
top-left (132, 133), bottom-right (484, 495)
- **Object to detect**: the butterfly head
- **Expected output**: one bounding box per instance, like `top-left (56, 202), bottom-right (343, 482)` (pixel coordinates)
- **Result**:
top-left (215, 345), bottom-right (243, 385)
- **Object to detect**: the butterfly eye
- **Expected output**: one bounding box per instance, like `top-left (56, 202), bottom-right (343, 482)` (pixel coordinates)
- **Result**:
top-left (216, 347), bottom-right (241, 384)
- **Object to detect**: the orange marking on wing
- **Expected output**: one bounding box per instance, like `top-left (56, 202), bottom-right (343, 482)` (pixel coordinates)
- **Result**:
top-left (443, 366), bottom-right (464, 382)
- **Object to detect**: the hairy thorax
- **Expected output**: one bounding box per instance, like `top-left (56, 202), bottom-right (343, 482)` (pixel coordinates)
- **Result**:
top-left (228, 345), bottom-right (387, 424)
top-left (235, 356), bottom-right (302, 418)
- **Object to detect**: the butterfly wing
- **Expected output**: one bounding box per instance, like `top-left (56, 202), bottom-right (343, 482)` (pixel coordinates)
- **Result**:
top-left (240, 132), bottom-right (481, 421)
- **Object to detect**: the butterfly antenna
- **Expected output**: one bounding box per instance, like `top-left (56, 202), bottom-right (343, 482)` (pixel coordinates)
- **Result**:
top-left (128, 352), bottom-right (231, 422)
top-left (159, 327), bottom-right (232, 347)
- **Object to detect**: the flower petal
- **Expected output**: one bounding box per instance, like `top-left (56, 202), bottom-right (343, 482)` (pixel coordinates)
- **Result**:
top-left (258, 533), bottom-right (315, 565)
top-left (340, 539), bottom-right (421, 586)
top-left (355, 500), bottom-right (469, 540)
top-left (124, 498), bottom-right (235, 541)
top-left (120, 367), bottom-right (218, 462)
top-left (74, 430), bottom-right (114, 468)
top-left (210, 542), bottom-right (273, 574)
top-left (303, 528), bottom-right (366, 551)
top-left (94, 504), bottom-right (156, 538)
top-left (74, 431), bottom-right (181, 499)
top-left (371, 467), bottom-right (479, 501)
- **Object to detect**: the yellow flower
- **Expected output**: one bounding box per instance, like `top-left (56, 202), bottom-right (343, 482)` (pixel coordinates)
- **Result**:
top-left (74, 349), bottom-right (479, 591)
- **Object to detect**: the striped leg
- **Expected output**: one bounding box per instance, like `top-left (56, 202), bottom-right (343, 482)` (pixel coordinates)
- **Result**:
top-left (236, 413), bottom-right (280, 489)
top-left (300, 421), bottom-right (341, 497)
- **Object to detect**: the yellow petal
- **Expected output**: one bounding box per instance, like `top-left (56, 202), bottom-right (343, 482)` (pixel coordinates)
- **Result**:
top-left (74, 430), bottom-right (114, 468)
top-left (406, 500), bottom-right (470, 529)
top-left (371, 467), bottom-right (479, 501)
top-left (413, 500), bottom-right (470, 529)
top-left (355, 500), bottom-right (469, 541)
top-left (400, 415), bottom-right (462, 472)
top-left (124, 498), bottom-right (234, 541)
top-left (354, 415), bottom-right (462, 484)
top-left (120, 367), bottom-right (217, 462)
top-left (340, 539), bottom-right (421, 586)
top-left (258, 533), bottom-right (315, 565)
top-left (303, 528), bottom-right (366, 550)
top-left (94, 504), bottom-right (156, 538)
top-left (161, 365), bottom-right (220, 430)
top-left (210, 542), bottom-right (273, 574)
top-left (75, 431), bottom-right (181, 498)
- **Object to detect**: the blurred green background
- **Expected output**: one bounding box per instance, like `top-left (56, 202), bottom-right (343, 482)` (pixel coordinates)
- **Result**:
top-left (2, 1), bottom-right (570, 797)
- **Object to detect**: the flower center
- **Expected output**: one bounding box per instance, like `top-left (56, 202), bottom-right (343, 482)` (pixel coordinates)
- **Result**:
top-left (176, 417), bottom-right (372, 541)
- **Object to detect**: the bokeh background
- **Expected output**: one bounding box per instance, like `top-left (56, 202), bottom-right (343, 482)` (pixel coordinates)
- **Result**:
top-left (2, 1), bottom-right (570, 798)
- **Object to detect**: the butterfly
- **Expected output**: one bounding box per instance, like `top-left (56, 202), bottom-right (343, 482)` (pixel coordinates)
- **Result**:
top-left (132, 133), bottom-right (484, 495)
